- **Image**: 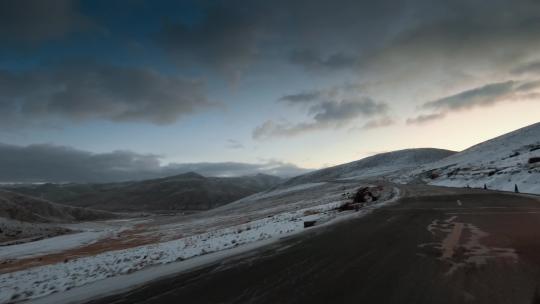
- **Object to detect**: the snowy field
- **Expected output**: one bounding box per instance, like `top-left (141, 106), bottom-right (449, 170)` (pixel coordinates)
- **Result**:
top-left (0, 182), bottom-right (399, 304)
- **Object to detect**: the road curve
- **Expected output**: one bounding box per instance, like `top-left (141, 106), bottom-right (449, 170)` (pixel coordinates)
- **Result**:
top-left (87, 185), bottom-right (540, 304)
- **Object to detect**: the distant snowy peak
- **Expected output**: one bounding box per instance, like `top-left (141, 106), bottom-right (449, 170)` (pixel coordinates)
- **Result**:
top-left (285, 148), bottom-right (456, 186)
top-left (409, 122), bottom-right (540, 194)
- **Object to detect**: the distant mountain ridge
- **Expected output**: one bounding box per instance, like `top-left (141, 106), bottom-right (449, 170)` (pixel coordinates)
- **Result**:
top-left (5, 172), bottom-right (282, 212)
top-left (5, 122), bottom-right (540, 216)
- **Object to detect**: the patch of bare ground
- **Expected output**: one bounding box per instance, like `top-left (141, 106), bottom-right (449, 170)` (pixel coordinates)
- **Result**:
top-left (0, 224), bottom-right (162, 274)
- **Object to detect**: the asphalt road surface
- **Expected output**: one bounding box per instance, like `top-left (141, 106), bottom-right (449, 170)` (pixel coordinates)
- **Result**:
top-left (87, 185), bottom-right (540, 304)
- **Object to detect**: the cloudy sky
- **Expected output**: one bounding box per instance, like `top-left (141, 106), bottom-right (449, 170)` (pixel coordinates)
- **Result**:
top-left (1, 0), bottom-right (540, 182)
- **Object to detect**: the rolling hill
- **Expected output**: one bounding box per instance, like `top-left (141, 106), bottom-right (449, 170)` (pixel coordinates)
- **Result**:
top-left (0, 190), bottom-right (118, 244)
top-left (5, 172), bottom-right (282, 212)
top-left (0, 190), bottom-right (117, 223)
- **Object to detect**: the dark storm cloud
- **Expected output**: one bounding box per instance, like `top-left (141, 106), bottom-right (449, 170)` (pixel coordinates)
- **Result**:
top-left (0, 0), bottom-right (93, 48)
top-left (4, 0), bottom-right (540, 78)
top-left (0, 63), bottom-right (213, 127)
top-left (157, 2), bottom-right (267, 80)
top-left (0, 143), bottom-right (309, 182)
top-left (3, 0), bottom-right (540, 131)
top-left (0, 143), bottom-right (161, 182)
top-left (155, 0), bottom-right (540, 78)
top-left (253, 98), bottom-right (388, 139)
top-left (156, 0), bottom-right (399, 76)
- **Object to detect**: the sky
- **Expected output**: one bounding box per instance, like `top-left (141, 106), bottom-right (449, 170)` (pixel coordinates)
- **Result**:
top-left (1, 0), bottom-right (540, 182)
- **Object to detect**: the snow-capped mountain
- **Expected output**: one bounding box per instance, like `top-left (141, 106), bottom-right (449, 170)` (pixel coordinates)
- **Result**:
top-left (404, 122), bottom-right (540, 194)
top-left (284, 148), bottom-right (456, 186)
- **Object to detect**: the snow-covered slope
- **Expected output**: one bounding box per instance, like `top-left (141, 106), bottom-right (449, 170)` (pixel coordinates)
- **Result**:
top-left (284, 148), bottom-right (456, 186)
top-left (405, 122), bottom-right (540, 194)
top-left (0, 180), bottom-right (400, 304)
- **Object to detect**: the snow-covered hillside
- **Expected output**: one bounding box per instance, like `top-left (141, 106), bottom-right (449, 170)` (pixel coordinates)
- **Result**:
top-left (0, 182), bottom-right (399, 303)
top-left (403, 122), bottom-right (540, 194)
top-left (284, 148), bottom-right (455, 186)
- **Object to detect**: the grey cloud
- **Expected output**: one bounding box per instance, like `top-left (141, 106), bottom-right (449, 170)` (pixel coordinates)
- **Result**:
top-left (155, 0), bottom-right (540, 78)
top-left (253, 121), bottom-right (317, 139)
top-left (0, 143), bottom-right (309, 182)
top-left (0, 0), bottom-right (93, 48)
top-left (359, 1), bottom-right (540, 76)
top-left (0, 143), bottom-right (161, 183)
top-left (310, 99), bottom-right (387, 123)
top-left (257, 82), bottom-right (388, 139)
top-left (515, 80), bottom-right (540, 92)
top-left (253, 97), bottom-right (388, 139)
top-left (278, 82), bottom-right (365, 105)
top-left (406, 113), bottom-right (447, 125)
top-left (279, 91), bottom-right (323, 104)
top-left (155, 0), bottom-right (407, 77)
top-left (158, 2), bottom-right (267, 80)
top-left (225, 139), bottom-right (244, 149)
top-left (422, 80), bottom-right (540, 112)
top-left (362, 117), bottom-right (395, 129)
top-left (289, 49), bottom-right (358, 71)
top-left (407, 79), bottom-right (540, 124)
top-left (0, 63), bottom-right (213, 128)
top-left (512, 61), bottom-right (540, 75)
top-left (422, 81), bottom-right (517, 111)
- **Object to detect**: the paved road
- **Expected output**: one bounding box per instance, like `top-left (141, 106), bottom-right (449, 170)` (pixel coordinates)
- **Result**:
top-left (87, 185), bottom-right (540, 304)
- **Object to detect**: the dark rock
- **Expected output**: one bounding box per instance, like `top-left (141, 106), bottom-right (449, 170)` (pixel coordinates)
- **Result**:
top-left (304, 221), bottom-right (316, 228)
